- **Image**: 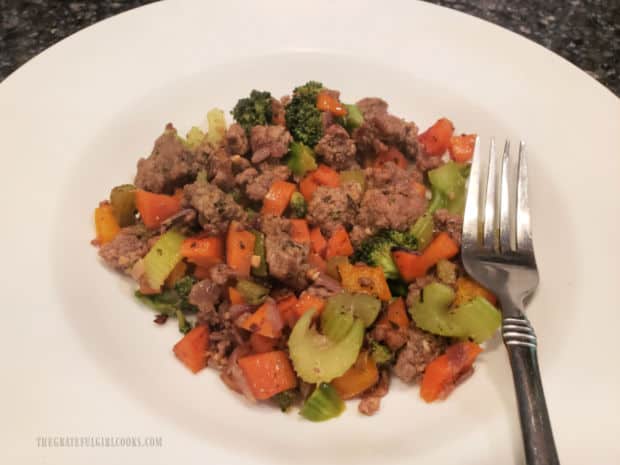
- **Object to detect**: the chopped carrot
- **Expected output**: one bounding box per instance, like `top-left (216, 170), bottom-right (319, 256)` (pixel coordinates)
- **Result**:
top-left (326, 226), bottom-right (354, 259)
top-left (308, 252), bottom-right (327, 273)
top-left (374, 147), bottom-right (408, 170)
top-left (412, 181), bottom-right (427, 198)
top-left (237, 351), bottom-right (298, 400)
top-left (181, 236), bottom-right (224, 268)
top-left (418, 118), bottom-right (455, 157)
top-left (299, 165), bottom-right (340, 202)
top-left (454, 276), bottom-right (497, 306)
top-left (316, 91), bottom-right (347, 116)
top-left (229, 287), bottom-right (246, 305)
top-left (276, 294), bottom-right (298, 327)
top-left (309, 227), bottom-right (327, 257)
top-left (420, 341), bottom-right (482, 402)
top-left (94, 202), bottom-right (120, 245)
top-left (338, 262), bottom-right (392, 301)
top-left (193, 266), bottom-right (211, 280)
top-left (237, 302), bottom-right (281, 338)
top-left (226, 221), bottom-right (256, 277)
top-left (313, 165), bottom-right (340, 187)
top-left (393, 232), bottom-right (459, 282)
top-left (332, 351), bottom-right (379, 399)
top-left (377, 297), bottom-right (409, 329)
top-left (134, 189), bottom-right (182, 229)
top-left (299, 175), bottom-right (319, 202)
top-left (449, 134), bottom-right (477, 163)
top-left (295, 291), bottom-right (326, 318)
top-left (249, 333), bottom-right (278, 353)
top-left (262, 181), bottom-right (297, 216)
top-left (173, 325), bottom-right (210, 374)
top-left (290, 219), bottom-right (310, 244)
top-left (164, 261), bottom-right (187, 288)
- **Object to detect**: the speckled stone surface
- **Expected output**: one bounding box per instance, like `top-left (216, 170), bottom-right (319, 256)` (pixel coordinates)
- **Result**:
top-left (1, 0), bottom-right (618, 95)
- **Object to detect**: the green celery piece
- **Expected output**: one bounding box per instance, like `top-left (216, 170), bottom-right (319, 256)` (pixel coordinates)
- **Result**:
top-left (236, 279), bottom-right (269, 305)
top-left (142, 230), bottom-right (185, 290)
top-left (323, 292), bottom-right (381, 328)
top-left (109, 184), bottom-right (136, 227)
top-left (183, 126), bottom-right (205, 150)
top-left (288, 192), bottom-right (307, 218)
top-left (339, 169), bottom-right (366, 191)
top-left (288, 308), bottom-right (364, 383)
top-left (342, 104), bottom-right (364, 131)
top-left (409, 282), bottom-right (501, 343)
top-left (206, 108), bottom-right (226, 146)
top-left (300, 383), bottom-right (345, 422)
top-left (409, 213), bottom-right (434, 251)
top-left (428, 162), bottom-right (466, 215)
top-left (427, 185), bottom-right (448, 214)
top-left (250, 230), bottom-right (268, 277)
top-left (320, 303), bottom-right (355, 342)
top-left (287, 142), bottom-right (317, 177)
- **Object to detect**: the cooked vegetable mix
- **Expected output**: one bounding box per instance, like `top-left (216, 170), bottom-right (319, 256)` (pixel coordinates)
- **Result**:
top-left (92, 82), bottom-right (500, 420)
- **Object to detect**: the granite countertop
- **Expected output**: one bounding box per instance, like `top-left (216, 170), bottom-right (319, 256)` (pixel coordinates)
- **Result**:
top-left (1, 0), bottom-right (618, 95)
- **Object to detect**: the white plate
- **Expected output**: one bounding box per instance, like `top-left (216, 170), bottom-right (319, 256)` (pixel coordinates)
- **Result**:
top-left (1, 1), bottom-right (619, 464)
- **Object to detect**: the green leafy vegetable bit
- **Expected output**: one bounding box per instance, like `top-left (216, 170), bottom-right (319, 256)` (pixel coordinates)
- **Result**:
top-left (288, 192), bottom-right (307, 218)
top-left (271, 389), bottom-right (299, 412)
top-left (370, 341), bottom-right (393, 365)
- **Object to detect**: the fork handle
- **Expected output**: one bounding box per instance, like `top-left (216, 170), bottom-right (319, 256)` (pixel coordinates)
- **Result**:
top-left (504, 318), bottom-right (560, 465)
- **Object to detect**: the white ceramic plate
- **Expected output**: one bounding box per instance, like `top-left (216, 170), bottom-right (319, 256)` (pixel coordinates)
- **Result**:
top-left (1, 1), bottom-right (619, 464)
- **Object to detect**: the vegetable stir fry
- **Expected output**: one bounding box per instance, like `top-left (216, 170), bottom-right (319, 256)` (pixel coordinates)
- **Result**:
top-left (92, 82), bottom-right (500, 420)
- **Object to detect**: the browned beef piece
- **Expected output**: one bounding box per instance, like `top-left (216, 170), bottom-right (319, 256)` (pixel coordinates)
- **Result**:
top-left (237, 163), bottom-right (291, 202)
top-left (351, 162), bottom-right (427, 244)
top-left (206, 149), bottom-right (234, 190)
top-left (393, 327), bottom-right (447, 383)
top-left (249, 125), bottom-right (292, 163)
top-left (307, 182), bottom-right (362, 236)
top-left (416, 152), bottom-right (444, 172)
top-left (358, 370), bottom-right (390, 416)
top-left (226, 123), bottom-right (249, 155)
top-left (183, 180), bottom-right (247, 235)
top-left (434, 209), bottom-right (464, 247)
top-left (98, 225), bottom-right (149, 274)
top-left (372, 322), bottom-right (409, 352)
top-left (353, 113), bottom-right (420, 159)
top-left (189, 279), bottom-right (222, 317)
top-left (207, 303), bottom-right (248, 370)
top-left (261, 215), bottom-right (309, 290)
top-left (321, 111), bottom-right (334, 131)
top-left (356, 97), bottom-right (388, 119)
top-left (134, 124), bottom-right (207, 194)
top-left (314, 124), bottom-right (357, 170)
top-left (209, 264), bottom-right (238, 286)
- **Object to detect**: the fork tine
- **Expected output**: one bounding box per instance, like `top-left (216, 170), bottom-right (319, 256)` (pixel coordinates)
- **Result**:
top-left (499, 141), bottom-right (514, 252)
top-left (516, 141), bottom-right (533, 252)
top-left (462, 136), bottom-right (483, 248)
top-left (483, 138), bottom-right (499, 250)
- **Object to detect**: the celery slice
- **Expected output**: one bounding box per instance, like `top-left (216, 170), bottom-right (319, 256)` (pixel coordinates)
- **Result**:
top-left (109, 184), bottom-right (136, 227)
top-left (409, 282), bottom-right (501, 343)
top-left (320, 303), bottom-right (355, 342)
top-left (339, 169), bottom-right (366, 191)
top-left (143, 230), bottom-right (185, 290)
top-left (206, 108), bottom-right (226, 146)
top-left (300, 383), bottom-right (345, 422)
top-left (250, 230), bottom-right (268, 278)
top-left (342, 104), bottom-right (364, 131)
top-left (287, 142), bottom-right (317, 177)
top-left (288, 309), bottom-right (364, 383)
top-left (236, 279), bottom-right (269, 305)
top-left (323, 292), bottom-right (381, 328)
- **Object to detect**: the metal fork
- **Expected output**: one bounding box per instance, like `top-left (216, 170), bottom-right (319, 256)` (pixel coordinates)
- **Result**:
top-left (461, 138), bottom-right (560, 465)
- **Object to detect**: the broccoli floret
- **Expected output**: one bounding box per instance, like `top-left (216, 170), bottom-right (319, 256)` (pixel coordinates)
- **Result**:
top-left (231, 90), bottom-right (273, 134)
top-left (352, 230), bottom-right (418, 280)
top-left (289, 191), bottom-right (307, 218)
top-left (271, 389), bottom-right (299, 412)
top-left (370, 340), bottom-right (393, 365)
top-left (285, 81), bottom-right (324, 147)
